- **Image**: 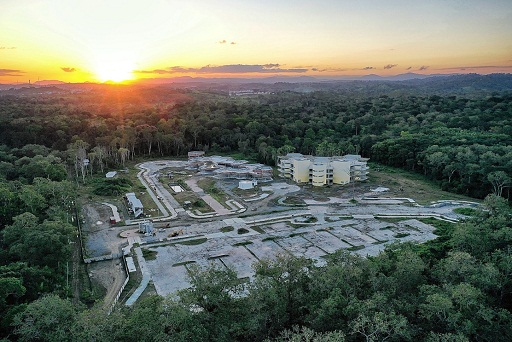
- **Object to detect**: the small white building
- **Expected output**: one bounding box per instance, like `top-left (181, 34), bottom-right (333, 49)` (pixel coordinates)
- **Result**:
top-left (106, 171), bottom-right (117, 178)
top-left (238, 180), bottom-right (257, 190)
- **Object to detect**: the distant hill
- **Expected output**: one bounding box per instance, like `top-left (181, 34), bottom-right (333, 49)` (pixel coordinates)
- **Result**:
top-left (34, 80), bottom-right (67, 85)
top-left (1, 73), bottom-right (511, 96)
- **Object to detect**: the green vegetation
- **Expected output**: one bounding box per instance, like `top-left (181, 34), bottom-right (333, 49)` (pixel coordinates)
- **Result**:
top-left (1, 80), bottom-right (512, 341)
top-left (262, 236), bottom-right (279, 242)
top-left (394, 232), bottom-right (410, 238)
top-left (197, 178), bottom-right (228, 205)
top-left (251, 226), bottom-right (266, 234)
top-left (453, 207), bottom-right (479, 216)
top-left (92, 177), bottom-right (133, 196)
top-left (172, 260), bottom-right (196, 267)
top-left (220, 226), bottom-right (234, 233)
top-left (304, 216), bottom-right (318, 223)
top-left (232, 241), bottom-right (253, 247)
top-left (237, 228), bottom-right (249, 234)
top-left (281, 196), bottom-right (305, 205)
top-left (141, 248), bottom-right (158, 260)
top-left (289, 232), bottom-right (307, 238)
top-left (175, 238), bottom-right (208, 246)
top-left (346, 245), bottom-right (365, 251)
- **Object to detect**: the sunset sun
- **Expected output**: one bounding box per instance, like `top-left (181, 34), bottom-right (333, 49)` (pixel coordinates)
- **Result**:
top-left (93, 52), bottom-right (136, 83)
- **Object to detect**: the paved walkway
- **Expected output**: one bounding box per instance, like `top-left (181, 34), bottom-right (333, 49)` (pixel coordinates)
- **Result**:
top-left (102, 202), bottom-right (121, 222)
top-left (125, 246), bottom-right (151, 306)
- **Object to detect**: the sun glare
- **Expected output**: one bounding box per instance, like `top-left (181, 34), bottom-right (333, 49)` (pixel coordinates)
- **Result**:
top-left (93, 52), bottom-right (136, 83)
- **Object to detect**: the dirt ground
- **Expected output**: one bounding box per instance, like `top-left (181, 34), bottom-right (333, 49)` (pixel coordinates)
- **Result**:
top-left (82, 202), bottom-right (127, 257)
top-left (81, 202), bottom-right (134, 308)
top-left (87, 259), bottom-right (127, 310)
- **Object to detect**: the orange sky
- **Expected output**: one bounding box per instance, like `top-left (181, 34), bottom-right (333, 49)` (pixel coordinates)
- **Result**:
top-left (1, 0), bottom-right (512, 83)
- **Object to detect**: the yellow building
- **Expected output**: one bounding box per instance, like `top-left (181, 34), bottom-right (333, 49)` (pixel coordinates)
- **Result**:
top-left (278, 153), bottom-right (369, 187)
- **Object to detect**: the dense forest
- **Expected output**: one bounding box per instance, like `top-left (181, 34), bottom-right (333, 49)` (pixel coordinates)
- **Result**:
top-left (1, 81), bottom-right (511, 198)
top-left (0, 76), bottom-right (511, 340)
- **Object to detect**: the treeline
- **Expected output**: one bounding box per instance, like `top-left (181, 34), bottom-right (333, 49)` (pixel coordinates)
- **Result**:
top-left (0, 144), bottom-right (77, 339)
top-left (1, 88), bottom-right (511, 198)
top-left (9, 196), bottom-right (512, 341)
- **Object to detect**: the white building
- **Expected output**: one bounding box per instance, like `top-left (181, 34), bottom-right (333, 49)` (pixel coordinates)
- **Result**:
top-left (125, 193), bottom-right (144, 218)
top-left (278, 153), bottom-right (369, 187)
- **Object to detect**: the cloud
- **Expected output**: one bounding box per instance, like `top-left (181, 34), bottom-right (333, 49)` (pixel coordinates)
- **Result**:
top-left (419, 66), bottom-right (429, 71)
top-left (134, 64), bottom-right (309, 74)
top-left (383, 64), bottom-right (398, 69)
top-left (312, 67), bottom-right (348, 72)
top-left (0, 68), bottom-right (24, 76)
top-left (361, 66), bottom-right (375, 70)
top-left (218, 40), bottom-right (237, 45)
top-left (61, 67), bottom-right (77, 73)
top-left (0, 46), bottom-right (16, 50)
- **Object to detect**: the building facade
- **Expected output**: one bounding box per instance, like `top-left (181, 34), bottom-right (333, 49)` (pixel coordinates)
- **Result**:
top-left (278, 153), bottom-right (369, 186)
top-left (125, 192), bottom-right (144, 218)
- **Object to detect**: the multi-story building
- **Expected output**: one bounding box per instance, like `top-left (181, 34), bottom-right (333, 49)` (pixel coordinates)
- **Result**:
top-left (278, 153), bottom-right (369, 186)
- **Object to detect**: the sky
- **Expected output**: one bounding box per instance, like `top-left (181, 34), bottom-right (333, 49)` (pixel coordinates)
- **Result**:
top-left (1, 0), bottom-right (512, 83)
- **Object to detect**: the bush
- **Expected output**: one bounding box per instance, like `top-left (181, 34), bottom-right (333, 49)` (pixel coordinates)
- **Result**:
top-left (92, 178), bottom-right (133, 196)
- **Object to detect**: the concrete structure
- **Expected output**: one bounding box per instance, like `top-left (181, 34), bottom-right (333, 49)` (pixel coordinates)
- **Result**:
top-left (278, 153), bottom-right (369, 187)
top-left (125, 193), bottom-right (144, 218)
top-left (189, 154), bottom-right (273, 181)
top-left (138, 220), bottom-right (155, 236)
top-left (106, 171), bottom-right (117, 178)
top-left (188, 151), bottom-right (205, 158)
top-left (238, 180), bottom-right (257, 190)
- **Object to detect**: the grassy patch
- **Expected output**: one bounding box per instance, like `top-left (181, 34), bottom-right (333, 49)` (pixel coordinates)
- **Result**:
top-left (197, 178), bottom-right (228, 205)
top-left (347, 245), bottom-right (365, 251)
top-left (251, 226), bottom-right (266, 234)
top-left (394, 233), bottom-right (410, 238)
top-left (288, 223), bottom-right (308, 228)
top-left (372, 240), bottom-right (388, 245)
top-left (233, 241), bottom-right (253, 247)
top-left (176, 238), bottom-right (208, 246)
top-left (262, 236), bottom-right (279, 242)
top-left (220, 226), bottom-right (234, 233)
top-left (92, 178), bottom-right (133, 196)
top-left (367, 162), bottom-right (480, 205)
top-left (379, 225), bottom-right (395, 230)
top-left (282, 196), bottom-right (305, 205)
top-left (172, 260), bottom-right (196, 267)
top-left (208, 254), bottom-right (229, 260)
top-left (237, 228), bottom-right (249, 234)
top-left (418, 218), bottom-right (456, 237)
top-left (141, 248), bottom-right (158, 260)
top-left (289, 232), bottom-right (307, 238)
top-left (453, 207), bottom-right (479, 216)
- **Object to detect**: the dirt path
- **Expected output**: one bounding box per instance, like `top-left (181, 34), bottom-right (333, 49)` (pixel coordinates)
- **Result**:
top-left (102, 264), bottom-right (127, 311)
